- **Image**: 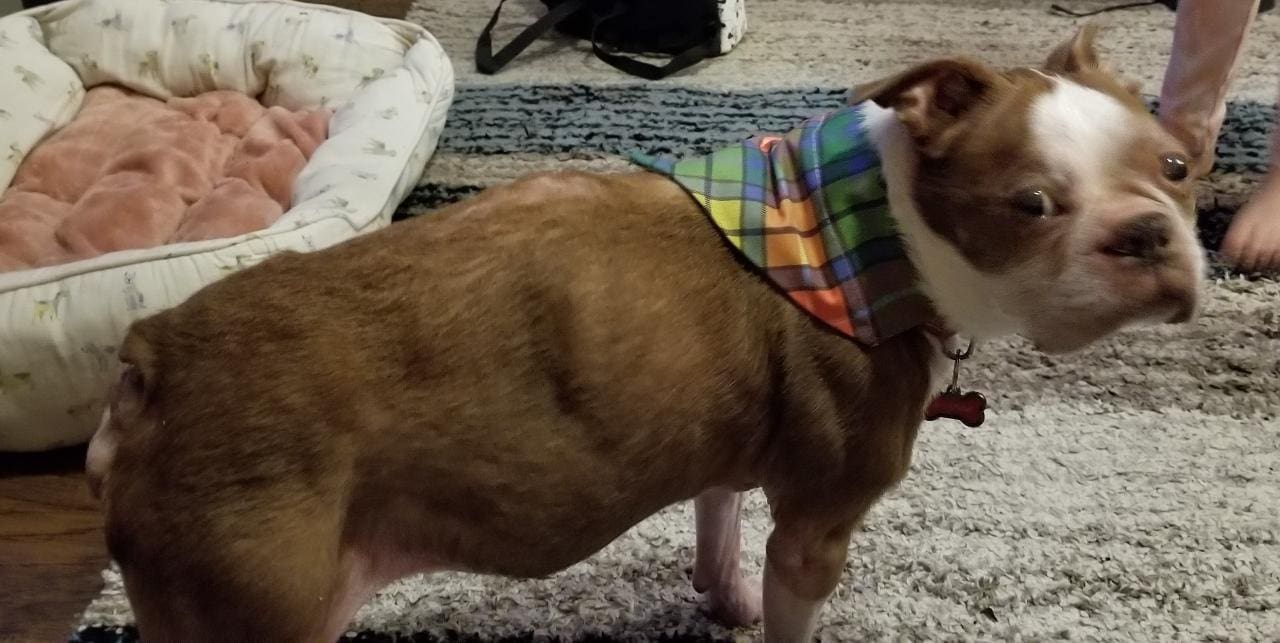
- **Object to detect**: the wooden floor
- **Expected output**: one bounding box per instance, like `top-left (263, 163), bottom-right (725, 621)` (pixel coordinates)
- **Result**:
top-left (0, 446), bottom-right (108, 643)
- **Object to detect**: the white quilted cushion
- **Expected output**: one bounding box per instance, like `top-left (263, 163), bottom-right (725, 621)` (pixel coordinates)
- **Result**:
top-left (0, 0), bottom-right (454, 451)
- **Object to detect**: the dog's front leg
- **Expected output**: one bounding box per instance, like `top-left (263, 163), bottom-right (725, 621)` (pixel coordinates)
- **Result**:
top-left (762, 517), bottom-right (856, 643)
top-left (692, 487), bottom-right (761, 626)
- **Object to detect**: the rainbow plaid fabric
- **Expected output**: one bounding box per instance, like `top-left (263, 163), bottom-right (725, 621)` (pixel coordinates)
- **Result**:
top-left (631, 104), bottom-right (935, 346)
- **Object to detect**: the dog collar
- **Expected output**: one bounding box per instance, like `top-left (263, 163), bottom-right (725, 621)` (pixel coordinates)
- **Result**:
top-left (631, 103), bottom-right (936, 347)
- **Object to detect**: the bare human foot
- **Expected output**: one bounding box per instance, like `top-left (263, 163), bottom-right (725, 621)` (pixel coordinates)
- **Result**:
top-left (696, 575), bottom-right (763, 627)
top-left (1222, 170), bottom-right (1280, 273)
top-left (691, 488), bottom-right (763, 627)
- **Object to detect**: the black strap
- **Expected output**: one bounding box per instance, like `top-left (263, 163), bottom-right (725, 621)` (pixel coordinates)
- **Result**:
top-left (590, 37), bottom-right (721, 81)
top-left (1049, 1), bottom-right (1164, 17)
top-left (475, 0), bottom-right (588, 74)
top-left (587, 2), bottom-right (721, 80)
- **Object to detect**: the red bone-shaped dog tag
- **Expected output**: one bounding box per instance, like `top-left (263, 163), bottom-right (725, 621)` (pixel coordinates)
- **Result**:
top-left (925, 389), bottom-right (987, 428)
top-left (924, 338), bottom-right (987, 428)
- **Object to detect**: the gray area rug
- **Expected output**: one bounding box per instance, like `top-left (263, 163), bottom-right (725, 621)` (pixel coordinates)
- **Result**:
top-left (76, 1), bottom-right (1280, 641)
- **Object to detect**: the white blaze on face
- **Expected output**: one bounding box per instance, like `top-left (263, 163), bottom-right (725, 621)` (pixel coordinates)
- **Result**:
top-left (1028, 78), bottom-right (1138, 201)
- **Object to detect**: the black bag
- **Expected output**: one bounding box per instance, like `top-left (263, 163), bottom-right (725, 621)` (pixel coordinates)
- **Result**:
top-left (475, 0), bottom-right (729, 81)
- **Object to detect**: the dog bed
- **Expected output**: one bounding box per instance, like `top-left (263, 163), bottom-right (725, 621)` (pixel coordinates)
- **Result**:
top-left (1, 85), bottom-right (336, 271)
top-left (0, 0), bottom-right (454, 451)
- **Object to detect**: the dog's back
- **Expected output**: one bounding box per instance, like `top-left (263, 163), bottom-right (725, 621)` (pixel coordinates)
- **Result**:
top-left (92, 170), bottom-right (932, 641)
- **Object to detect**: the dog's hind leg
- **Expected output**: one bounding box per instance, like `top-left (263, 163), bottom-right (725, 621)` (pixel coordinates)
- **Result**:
top-left (99, 335), bottom-right (367, 642)
top-left (692, 487), bottom-right (762, 626)
top-left (115, 511), bottom-right (356, 643)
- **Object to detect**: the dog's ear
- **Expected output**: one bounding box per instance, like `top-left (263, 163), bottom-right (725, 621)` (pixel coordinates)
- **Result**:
top-left (851, 58), bottom-right (1005, 158)
top-left (1046, 24), bottom-right (1143, 97)
top-left (1045, 23), bottom-right (1101, 74)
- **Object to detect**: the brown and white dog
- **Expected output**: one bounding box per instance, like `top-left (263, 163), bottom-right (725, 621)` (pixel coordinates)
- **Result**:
top-left (86, 27), bottom-right (1203, 642)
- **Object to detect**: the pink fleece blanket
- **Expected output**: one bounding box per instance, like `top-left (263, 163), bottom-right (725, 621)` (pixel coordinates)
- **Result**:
top-left (0, 85), bottom-right (331, 272)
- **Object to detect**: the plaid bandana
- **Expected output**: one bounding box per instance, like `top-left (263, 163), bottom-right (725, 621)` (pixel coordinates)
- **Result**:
top-left (631, 104), bottom-right (936, 346)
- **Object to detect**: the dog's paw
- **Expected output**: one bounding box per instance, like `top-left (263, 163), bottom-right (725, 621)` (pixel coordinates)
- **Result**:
top-left (703, 577), bottom-right (762, 627)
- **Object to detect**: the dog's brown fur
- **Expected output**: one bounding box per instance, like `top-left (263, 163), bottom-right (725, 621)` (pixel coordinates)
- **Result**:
top-left (90, 27), bottom-right (1206, 642)
top-left (96, 171), bottom-right (935, 640)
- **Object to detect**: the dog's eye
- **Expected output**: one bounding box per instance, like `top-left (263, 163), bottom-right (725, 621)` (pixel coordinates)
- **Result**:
top-left (1012, 188), bottom-right (1054, 218)
top-left (1161, 153), bottom-right (1189, 181)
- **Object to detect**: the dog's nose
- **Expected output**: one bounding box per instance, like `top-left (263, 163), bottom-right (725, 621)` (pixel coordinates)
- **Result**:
top-left (1103, 212), bottom-right (1170, 263)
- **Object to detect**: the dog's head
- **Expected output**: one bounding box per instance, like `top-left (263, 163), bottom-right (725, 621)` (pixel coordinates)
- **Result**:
top-left (857, 25), bottom-right (1203, 353)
